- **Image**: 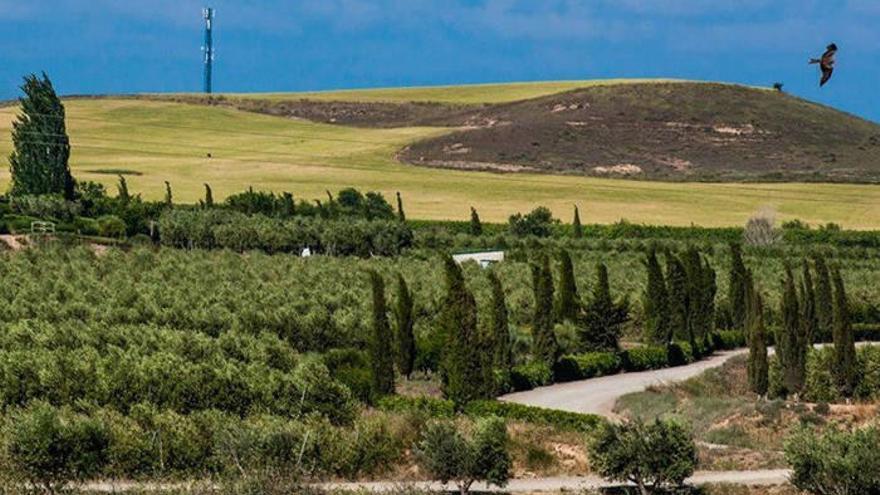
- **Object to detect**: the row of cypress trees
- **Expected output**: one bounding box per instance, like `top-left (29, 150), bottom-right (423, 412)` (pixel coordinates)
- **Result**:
top-left (367, 270), bottom-right (418, 398)
top-left (642, 246), bottom-right (717, 354)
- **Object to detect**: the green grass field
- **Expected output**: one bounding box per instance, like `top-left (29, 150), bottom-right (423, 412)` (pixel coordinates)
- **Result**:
top-left (1, 91), bottom-right (879, 228)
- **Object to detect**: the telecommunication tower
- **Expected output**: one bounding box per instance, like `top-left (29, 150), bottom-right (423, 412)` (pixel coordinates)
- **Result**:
top-left (202, 7), bottom-right (215, 94)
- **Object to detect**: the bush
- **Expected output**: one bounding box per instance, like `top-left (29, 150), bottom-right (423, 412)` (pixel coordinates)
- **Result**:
top-left (621, 346), bottom-right (668, 372)
top-left (712, 330), bottom-right (746, 350)
top-left (97, 214), bottom-right (127, 239)
top-left (667, 341), bottom-right (695, 366)
top-left (508, 207), bottom-right (557, 238)
top-left (555, 352), bottom-right (622, 382)
top-left (510, 361), bottom-right (553, 391)
top-left (5, 402), bottom-right (109, 492)
top-left (73, 216), bottom-right (100, 236)
top-left (375, 395), bottom-right (456, 419)
top-left (589, 418), bottom-right (697, 495)
top-left (464, 401), bottom-right (601, 433)
top-left (10, 195), bottom-right (82, 222)
top-left (785, 425), bottom-right (880, 495)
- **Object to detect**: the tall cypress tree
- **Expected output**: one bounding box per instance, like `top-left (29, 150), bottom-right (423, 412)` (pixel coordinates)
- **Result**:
top-left (9, 73), bottom-right (75, 199)
top-left (643, 247), bottom-right (670, 344)
top-left (440, 257), bottom-right (486, 407)
top-left (831, 268), bottom-right (857, 397)
top-left (531, 255), bottom-right (559, 368)
top-left (368, 271), bottom-right (396, 397)
top-left (778, 264), bottom-right (805, 395)
top-left (800, 259), bottom-right (818, 347)
top-left (396, 192), bottom-right (406, 222)
top-left (117, 175), bottom-right (131, 205)
top-left (813, 255), bottom-right (833, 342)
top-left (554, 250), bottom-right (581, 323)
top-left (572, 206), bottom-right (583, 239)
top-left (488, 270), bottom-right (512, 376)
top-left (746, 272), bottom-right (769, 396)
top-left (395, 274), bottom-right (416, 380)
top-left (164, 181), bottom-right (173, 208)
top-left (582, 263), bottom-right (629, 351)
top-left (728, 243), bottom-right (748, 331)
top-left (469, 207), bottom-right (483, 236)
top-left (203, 183), bottom-right (214, 208)
top-left (683, 247), bottom-right (705, 354)
top-left (666, 253), bottom-right (689, 343)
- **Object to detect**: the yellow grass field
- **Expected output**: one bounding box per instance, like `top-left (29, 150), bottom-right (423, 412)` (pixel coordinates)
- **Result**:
top-left (0, 91), bottom-right (878, 228)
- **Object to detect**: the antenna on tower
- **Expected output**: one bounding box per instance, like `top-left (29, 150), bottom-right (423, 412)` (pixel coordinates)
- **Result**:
top-left (202, 7), bottom-right (215, 94)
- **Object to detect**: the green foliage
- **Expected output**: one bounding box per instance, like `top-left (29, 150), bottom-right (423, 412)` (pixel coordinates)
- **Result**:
top-left (572, 206), bottom-right (583, 239)
top-left (814, 255), bottom-right (833, 342)
top-left (531, 255), bottom-right (559, 367)
top-left (554, 250), bottom-right (581, 323)
top-left (468, 207), bottom-right (482, 236)
top-left (643, 247), bottom-right (669, 344)
top-left (728, 243), bottom-right (748, 331)
top-left (777, 264), bottom-right (807, 395)
top-left (9, 73), bottom-right (75, 199)
top-left (832, 268), bottom-right (858, 397)
top-left (203, 183), bottom-right (214, 208)
top-left (554, 352), bottom-right (622, 382)
top-left (9, 195), bottom-right (81, 222)
top-left (375, 395), bottom-right (456, 418)
top-left (801, 260), bottom-right (818, 346)
top-left (396, 192), bottom-right (405, 222)
top-left (368, 271), bottom-right (396, 397)
top-left (97, 214), bottom-right (126, 239)
top-left (621, 346), bottom-right (669, 372)
top-left (487, 270), bottom-right (513, 392)
top-left (510, 361), bottom-right (553, 391)
top-left (785, 425), bottom-right (880, 495)
top-left (5, 402), bottom-right (109, 492)
top-left (463, 401), bottom-right (601, 433)
top-left (394, 274), bottom-right (416, 379)
top-left (746, 277), bottom-right (769, 396)
top-left (117, 176), bottom-right (131, 204)
top-left (589, 418), bottom-right (697, 495)
top-left (164, 181), bottom-right (173, 208)
top-left (509, 207), bottom-right (557, 238)
top-left (666, 253), bottom-right (689, 342)
top-left (414, 416), bottom-right (511, 495)
top-left (581, 263), bottom-right (629, 352)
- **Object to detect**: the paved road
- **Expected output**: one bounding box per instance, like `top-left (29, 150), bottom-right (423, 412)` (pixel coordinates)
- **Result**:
top-left (320, 469), bottom-right (792, 493)
top-left (499, 349), bottom-right (748, 417)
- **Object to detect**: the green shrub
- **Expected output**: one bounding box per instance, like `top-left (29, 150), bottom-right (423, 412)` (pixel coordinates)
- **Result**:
top-left (621, 346), bottom-right (668, 372)
top-left (464, 401), bottom-right (601, 433)
top-left (712, 330), bottom-right (746, 350)
top-left (73, 216), bottom-right (100, 236)
top-left (667, 341), bottom-right (695, 366)
top-left (785, 425), bottom-right (880, 495)
top-left (97, 215), bottom-right (127, 238)
top-left (555, 352), bottom-right (622, 382)
top-left (510, 361), bottom-right (553, 391)
top-left (375, 395), bottom-right (456, 419)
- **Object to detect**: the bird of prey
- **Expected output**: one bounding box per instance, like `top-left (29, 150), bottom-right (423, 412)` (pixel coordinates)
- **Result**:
top-left (809, 43), bottom-right (838, 87)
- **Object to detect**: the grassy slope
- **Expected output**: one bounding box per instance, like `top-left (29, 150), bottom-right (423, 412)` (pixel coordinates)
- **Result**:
top-left (1, 94), bottom-right (880, 227)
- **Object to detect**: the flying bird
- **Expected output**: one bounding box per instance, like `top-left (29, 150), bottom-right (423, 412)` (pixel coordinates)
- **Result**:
top-left (809, 43), bottom-right (837, 87)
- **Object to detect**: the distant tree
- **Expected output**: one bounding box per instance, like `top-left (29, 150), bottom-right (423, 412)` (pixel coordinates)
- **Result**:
top-left (785, 426), bottom-right (880, 495)
top-left (368, 271), bottom-right (395, 397)
top-left (666, 253), bottom-right (689, 342)
top-left (643, 247), bottom-right (670, 344)
top-left (203, 183), bottom-right (214, 208)
top-left (682, 247), bottom-right (716, 353)
top-left (280, 192), bottom-right (295, 217)
top-left (116, 175), bottom-right (130, 205)
top-left (509, 207), bottom-right (557, 238)
top-left (746, 272), bottom-right (769, 396)
top-left (531, 255), bottom-right (559, 368)
top-left (9, 73), bottom-right (75, 199)
top-left (728, 243), bottom-right (748, 331)
top-left (469, 207), bottom-right (483, 236)
top-left (800, 259), bottom-right (818, 346)
top-left (396, 191), bottom-right (406, 222)
top-left (581, 263), bottom-right (629, 351)
top-left (554, 250), bottom-right (581, 323)
top-left (415, 416), bottom-right (512, 495)
top-left (589, 418), bottom-right (697, 495)
top-left (831, 268), bottom-right (857, 397)
top-left (813, 255), bottom-right (833, 342)
top-left (364, 191), bottom-right (395, 220)
top-left (164, 181), bottom-right (173, 208)
top-left (572, 205), bottom-right (583, 239)
top-left (395, 274), bottom-right (416, 380)
top-left (778, 264), bottom-right (806, 396)
top-left (488, 270), bottom-right (513, 386)
top-left (440, 257), bottom-right (488, 407)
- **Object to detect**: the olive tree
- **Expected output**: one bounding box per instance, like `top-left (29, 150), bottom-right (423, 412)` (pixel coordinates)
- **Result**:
top-left (785, 425), bottom-right (880, 495)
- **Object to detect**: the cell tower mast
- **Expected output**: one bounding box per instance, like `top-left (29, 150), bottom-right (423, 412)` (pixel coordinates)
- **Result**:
top-left (202, 7), bottom-right (215, 94)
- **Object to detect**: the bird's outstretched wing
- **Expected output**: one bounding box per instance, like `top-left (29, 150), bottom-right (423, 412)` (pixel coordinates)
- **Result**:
top-left (820, 66), bottom-right (834, 87)
top-left (817, 43), bottom-right (837, 87)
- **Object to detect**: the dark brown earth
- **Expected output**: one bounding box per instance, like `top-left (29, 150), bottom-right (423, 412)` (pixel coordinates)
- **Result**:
top-left (136, 83), bottom-right (880, 182)
top-left (399, 83), bottom-right (880, 182)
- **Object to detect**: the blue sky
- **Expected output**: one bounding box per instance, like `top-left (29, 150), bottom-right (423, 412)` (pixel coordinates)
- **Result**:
top-left (2, 0), bottom-right (879, 122)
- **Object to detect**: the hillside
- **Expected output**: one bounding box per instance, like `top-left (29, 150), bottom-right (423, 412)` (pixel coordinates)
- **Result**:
top-left (3, 82), bottom-right (880, 227)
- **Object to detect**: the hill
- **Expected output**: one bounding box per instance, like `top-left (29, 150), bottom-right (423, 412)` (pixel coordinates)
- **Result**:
top-left (2, 81), bottom-right (880, 228)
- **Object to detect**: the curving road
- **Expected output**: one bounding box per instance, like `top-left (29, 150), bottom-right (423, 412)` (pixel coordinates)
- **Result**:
top-left (499, 349), bottom-right (748, 417)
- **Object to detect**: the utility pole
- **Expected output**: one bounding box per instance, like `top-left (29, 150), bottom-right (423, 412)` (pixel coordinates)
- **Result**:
top-left (202, 7), bottom-right (215, 94)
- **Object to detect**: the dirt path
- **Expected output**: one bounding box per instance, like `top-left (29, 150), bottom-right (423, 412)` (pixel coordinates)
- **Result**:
top-left (499, 349), bottom-right (748, 417)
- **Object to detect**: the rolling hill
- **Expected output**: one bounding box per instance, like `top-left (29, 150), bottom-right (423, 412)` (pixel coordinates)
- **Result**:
top-left (1, 80), bottom-right (880, 228)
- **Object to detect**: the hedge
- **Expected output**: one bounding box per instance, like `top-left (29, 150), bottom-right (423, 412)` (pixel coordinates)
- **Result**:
top-left (555, 352), bottom-right (622, 383)
top-left (621, 346), bottom-right (669, 372)
top-left (510, 361), bottom-right (553, 391)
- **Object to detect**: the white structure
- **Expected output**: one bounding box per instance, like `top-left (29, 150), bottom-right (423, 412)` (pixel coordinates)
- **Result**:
top-left (452, 250), bottom-right (505, 269)
top-left (301, 247), bottom-right (312, 258)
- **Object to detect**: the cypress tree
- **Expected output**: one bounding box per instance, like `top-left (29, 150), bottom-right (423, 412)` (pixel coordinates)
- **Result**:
top-left (203, 183), bottom-right (214, 208)
top-left (813, 255), bottom-right (833, 342)
top-left (164, 181), bottom-right (173, 208)
top-left (368, 271), bottom-right (396, 397)
top-left (572, 206), bottom-right (583, 239)
top-left (800, 259), bottom-right (818, 347)
top-left (440, 257), bottom-right (486, 407)
top-left (395, 274), bottom-right (416, 380)
top-left (554, 250), bottom-right (581, 323)
top-left (831, 268), bottom-right (857, 397)
top-left (746, 272), bottom-right (769, 396)
top-left (778, 264), bottom-right (805, 395)
top-left (396, 192), bottom-right (406, 222)
top-left (469, 207), bottom-right (483, 236)
top-left (531, 255), bottom-right (559, 368)
top-left (281, 192), bottom-right (295, 218)
top-left (117, 175), bottom-right (131, 205)
top-left (666, 253), bottom-right (689, 343)
top-left (9, 73), bottom-right (75, 199)
top-left (643, 247), bottom-right (670, 344)
top-left (582, 263), bottom-right (629, 351)
top-left (488, 270), bottom-right (512, 375)
top-left (728, 243), bottom-right (748, 331)
top-left (682, 247), bottom-right (704, 354)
